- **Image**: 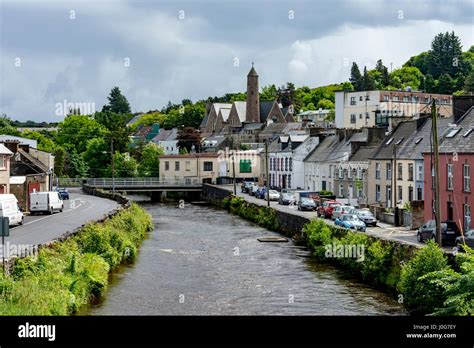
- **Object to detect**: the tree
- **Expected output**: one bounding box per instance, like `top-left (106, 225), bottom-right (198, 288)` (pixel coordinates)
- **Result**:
top-left (349, 63), bottom-right (363, 91)
top-left (67, 150), bottom-right (89, 178)
top-left (177, 127), bottom-right (201, 153)
top-left (102, 87), bottom-right (131, 114)
top-left (427, 31), bottom-right (463, 79)
top-left (463, 70), bottom-right (474, 93)
top-left (57, 115), bottom-right (108, 154)
top-left (108, 152), bottom-right (138, 177)
top-left (93, 110), bottom-right (131, 153)
top-left (375, 59), bottom-right (390, 87)
top-left (138, 143), bottom-right (163, 177)
top-left (389, 66), bottom-right (423, 90)
top-left (261, 84), bottom-right (278, 100)
top-left (362, 66), bottom-right (375, 90)
top-left (438, 73), bottom-right (455, 94)
top-left (83, 138), bottom-right (110, 177)
top-left (424, 74), bottom-right (438, 93)
top-left (316, 99), bottom-right (334, 110)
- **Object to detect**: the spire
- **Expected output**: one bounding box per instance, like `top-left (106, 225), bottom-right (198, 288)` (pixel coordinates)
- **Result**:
top-left (247, 63), bottom-right (258, 77)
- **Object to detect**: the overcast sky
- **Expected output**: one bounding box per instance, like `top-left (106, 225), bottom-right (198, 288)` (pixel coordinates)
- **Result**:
top-left (0, 0), bottom-right (473, 121)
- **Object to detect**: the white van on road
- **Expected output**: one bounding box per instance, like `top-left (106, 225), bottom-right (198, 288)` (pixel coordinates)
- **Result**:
top-left (0, 194), bottom-right (24, 226)
top-left (30, 191), bottom-right (64, 215)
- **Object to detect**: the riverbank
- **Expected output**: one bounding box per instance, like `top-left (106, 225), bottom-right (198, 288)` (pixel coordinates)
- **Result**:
top-left (0, 201), bottom-right (153, 315)
top-left (203, 185), bottom-right (473, 315)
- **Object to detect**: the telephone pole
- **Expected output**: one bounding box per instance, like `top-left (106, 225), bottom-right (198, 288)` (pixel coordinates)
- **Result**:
top-left (232, 151), bottom-right (236, 195)
top-left (111, 139), bottom-right (115, 194)
top-left (431, 99), bottom-right (442, 246)
top-left (265, 141), bottom-right (270, 207)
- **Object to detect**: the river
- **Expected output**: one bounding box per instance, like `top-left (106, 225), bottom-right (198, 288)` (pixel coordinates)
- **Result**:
top-left (86, 202), bottom-right (405, 315)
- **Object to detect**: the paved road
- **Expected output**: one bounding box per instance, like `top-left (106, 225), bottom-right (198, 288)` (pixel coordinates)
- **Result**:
top-left (1, 188), bottom-right (120, 258)
top-left (225, 186), bottom-right (454, 252)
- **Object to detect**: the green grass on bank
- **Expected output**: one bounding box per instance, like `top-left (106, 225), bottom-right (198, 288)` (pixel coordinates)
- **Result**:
top-left (0, 203), bottom-right (153, 315)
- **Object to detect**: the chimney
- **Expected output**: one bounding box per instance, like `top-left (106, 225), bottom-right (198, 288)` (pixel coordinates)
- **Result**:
top-left (1, 140), bottom-right (20, 154)
top-left (453, 95), bottom-right (474, 123)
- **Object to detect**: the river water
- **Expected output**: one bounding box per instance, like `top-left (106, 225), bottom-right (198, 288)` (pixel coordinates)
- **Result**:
top-left (86, 203), bottom-right (405, 315)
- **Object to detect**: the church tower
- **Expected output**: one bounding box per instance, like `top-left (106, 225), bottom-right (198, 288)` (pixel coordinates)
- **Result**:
top-left (245, 63), bottom-right (260, 123)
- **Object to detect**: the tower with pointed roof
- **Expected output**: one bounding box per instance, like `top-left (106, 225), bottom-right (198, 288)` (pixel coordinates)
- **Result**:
top-left (246, 63), bottom-right (260, 123)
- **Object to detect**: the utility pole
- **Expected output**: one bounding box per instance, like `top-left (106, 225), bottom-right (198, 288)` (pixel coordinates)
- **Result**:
top-left (232, 151), bottom-right (236, 195)
top-left (393, 143), bottom-right (399, 226)
top-left (431, 99), bottom-right (442, 246)
top-left (265, 140), bottom-right (270, 207)
top-left (111, 138), bottom-right (115, 194)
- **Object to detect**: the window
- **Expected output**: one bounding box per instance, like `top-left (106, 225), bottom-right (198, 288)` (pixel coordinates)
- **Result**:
top-left (383, 95), bottom-right (389, 101)
top-left (339, 184), bottom-right (344, 198)
top-left (289, 158), bottom-right (292, 171)
top-left (464, 164), bottom-right (471, 192)
top-left (408, 163), bottom-right (414, 181)
top-left (447, 163), bottom-right (454, 190)
top-left (446, 129), bottom-right (461, 138)
top-left (285, 158), bottom-right (288, 171)
top-left (359, 114), bottom-right (363, 119)
top-left (417, 164), bottom-right (423, 181)
top-left (240, 160), bottom-right (252, 173)
top-left (328, 165), bottom-right (332, 178)
top-left (185, 161), bottom-right (190, 171)
top-left (175, 161), bottom-right (180, 171)
top-left (398, 186), bottom-right (403, 201)
top-left (288, 174), bottom-right (292, 188)
top-left (165, 161), bottom-right (170, 171)
top-left (348, 168), bottom-right (353, 179)
top-left (203, 161), bottom-right (213, 171)
top-left (350, 97), bottom-right (356, 105)
top-left (403, 96), bottom-right (409, 102)
top-left (393, 96), bottom-right (399, 101)
top-left (376, 185), bottom-right (381, 202)
top-left (0, 156), bottom-right (5, 170)
top-left (386, 163), bottom-right (392, 180)
top-left (375, 163), bottom-right (381, 179)
top-left (465, 204), bottom-right (471, 231)
top-left (357, 167), bottom-right (362, 179)
top-left (350, 114), bottom-right (356, 124)
top-left (398, 163), bottom-right (403, 180)
top-left (417, 187), bottom-right (422, 200)
top-left (409, 186), bottom-right (414, 201)
top-left (359, 96), bottom-right (363, 101)
top-left (338, 167), bottom-right (344, 179)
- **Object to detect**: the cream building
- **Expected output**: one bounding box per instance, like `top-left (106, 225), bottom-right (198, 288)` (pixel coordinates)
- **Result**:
top-left (159, 153), bottom-right (220, 184)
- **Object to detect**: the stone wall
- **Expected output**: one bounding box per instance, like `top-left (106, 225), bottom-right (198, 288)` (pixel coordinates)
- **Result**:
top-left (410, 200), bottom-right (424, 230)
top-left (201, 184), bottom-right (232, 205)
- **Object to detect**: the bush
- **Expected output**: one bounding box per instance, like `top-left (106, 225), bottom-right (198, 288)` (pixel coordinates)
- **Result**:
top-left (0, 203), bottom-right (152, 315)
top-left (398, 241), bottom-right (450, 312)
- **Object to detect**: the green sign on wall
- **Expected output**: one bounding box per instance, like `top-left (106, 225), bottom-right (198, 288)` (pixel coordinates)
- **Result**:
top-left (240, 160), bottom-right (252, 173)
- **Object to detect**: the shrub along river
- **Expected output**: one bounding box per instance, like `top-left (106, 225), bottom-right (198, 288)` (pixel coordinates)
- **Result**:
top-left (86, 202), bottom-right (405, 315)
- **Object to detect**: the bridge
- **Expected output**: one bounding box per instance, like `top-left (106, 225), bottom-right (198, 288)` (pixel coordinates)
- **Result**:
top-left (83, 177), bottom-right (203, 192)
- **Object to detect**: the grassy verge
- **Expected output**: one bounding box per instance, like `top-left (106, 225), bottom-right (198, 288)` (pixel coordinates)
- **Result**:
top-left (223, 196), bottom-right (473, 315)
top-left (0, 203), bottom-right (153, 315)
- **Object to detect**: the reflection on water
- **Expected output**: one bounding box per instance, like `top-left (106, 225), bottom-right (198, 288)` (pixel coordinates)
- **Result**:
top-left (86, 203), bottom-right (405, 315)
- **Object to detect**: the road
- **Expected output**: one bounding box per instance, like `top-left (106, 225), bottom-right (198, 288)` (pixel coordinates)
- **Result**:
top-left (1, 188), bottom-right (120, 259)
top-left (225, 186), bottom-right (454, 251)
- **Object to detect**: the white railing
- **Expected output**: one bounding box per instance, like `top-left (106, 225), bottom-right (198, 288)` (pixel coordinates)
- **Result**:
top-left (85, 177), bottom-right (201, 187)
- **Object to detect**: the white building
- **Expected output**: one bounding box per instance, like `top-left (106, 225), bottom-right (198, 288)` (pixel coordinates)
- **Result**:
top-left (291, 136), bottom-right (320, 190)
top-left (335, 89), bottom-right (453, 130)
top-left (151, 128), bottom-right (179, 155)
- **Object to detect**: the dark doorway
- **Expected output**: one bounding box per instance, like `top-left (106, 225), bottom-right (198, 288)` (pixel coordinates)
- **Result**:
top-left (447, 201), bottom-right (454, 221)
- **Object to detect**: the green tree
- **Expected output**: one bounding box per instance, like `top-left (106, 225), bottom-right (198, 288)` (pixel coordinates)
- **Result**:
top-left (177, 127), bottom-right (201, 153)
top-left (389, 66), bottom-right (423, 90)
top-left (83, 138), bottom-right (110, 177)
top-left (375, 59), bottom-right (390, 87)
top-left (93, 110), bottom-right (130, 153)
top-left (316, 98), bottom-right (334, 109)
top-left (438, 73), bottom-right (455, 94)
top-left (138, 143), bottom-right (163, 177)
top-left (427, 31), bottom-right (464, 79)
top-left (261, 84), bottom-right (278, 100)
top-left (102, 87), bottom-right (131, 114)
top-left (67, 150), bottom-right (89, 178)
top-left (463, 70), bottom-right (474, 93)
top-left (108, 152), bottom-right (138, 177)
top-left (350, 62), bottom-right (363, 91)
top-left (362, 66), bottom-right (375, 90)
top-left (57, 115), bottom-right (107, 154)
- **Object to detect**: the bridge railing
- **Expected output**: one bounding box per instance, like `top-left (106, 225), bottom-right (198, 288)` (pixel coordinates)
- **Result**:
top-left (85, 177), bottom-right (201, 187)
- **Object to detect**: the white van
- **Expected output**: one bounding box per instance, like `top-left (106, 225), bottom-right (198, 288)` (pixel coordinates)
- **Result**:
top-left (0, 194), bottom-right (24, 226)
top-left (30, 191), bottom-right (64, 215)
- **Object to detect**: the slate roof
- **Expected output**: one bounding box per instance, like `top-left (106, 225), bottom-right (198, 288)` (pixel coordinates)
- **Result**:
top-left (350, 146), bottom-right (379, 162)
top-left (242, 123), bottom-right (264, 130)
top-left (293, 136), bottom-right (320, 161)
top-left (248, 66), bottom-right (258, 76)
top-left (304, 134), bottom-right (337, 162)
top-left (152, 128), bottom-right (178, 142)
top-left (259, 101), bottom-right (277, 122)
top-left (438, 106), bottom-right (474, 153)
top-left (371, 121), bottom-right (418, 160)
top-left (398, 117), bottom-right (453, 160)
top-left (200, 114), bottom-right (209, 128)
top-left (233, 101), bottom-right (247, 122)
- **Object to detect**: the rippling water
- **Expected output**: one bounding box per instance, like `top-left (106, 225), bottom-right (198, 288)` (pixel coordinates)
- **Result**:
top-left (86, 203), bottom-right (405, 315)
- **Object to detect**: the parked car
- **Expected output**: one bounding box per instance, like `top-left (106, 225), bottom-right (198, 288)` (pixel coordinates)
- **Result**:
top-left (256, 187), bottom-right (267, 199)
top-left (355, 209), bottom-right (377, 227)
top-left (0, 194), bottom-right (24, 226)
top-left (455, 230), bottom-right (474, 250)
top-left (30, 191), bottom-right (64, 215)
top-left (250, 184), bottom-right (259, 196)
top-left (268, 190), bottom-right (280, 201)
top-left (56, 187), bottom-right (70, 200)
top-left (335, 214), bottom-right (367, 232)
top-left (279, 193), bottom-right (296, 205)
top-left (298, 197), bottom-right (317, 211)
top-left (332, 205), bottom-right (355, 220)
top-left (417, 220), bottom-right (461, 245)
top-left (241, 181), bottom-right (254, 193)
top-left (317, 200), bottom-right (341, 219)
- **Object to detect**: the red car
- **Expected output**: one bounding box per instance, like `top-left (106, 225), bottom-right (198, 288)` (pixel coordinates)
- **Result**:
top-left (317, 200), bottom-right (341, 219)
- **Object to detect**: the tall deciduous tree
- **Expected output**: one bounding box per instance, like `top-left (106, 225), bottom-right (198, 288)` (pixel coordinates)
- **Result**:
top-left (138, 143), bottom-right (163, 177)
top-left (177, 127), bottom-right (201, 153)
top-left (362, 66), bottom-right (375, 91)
